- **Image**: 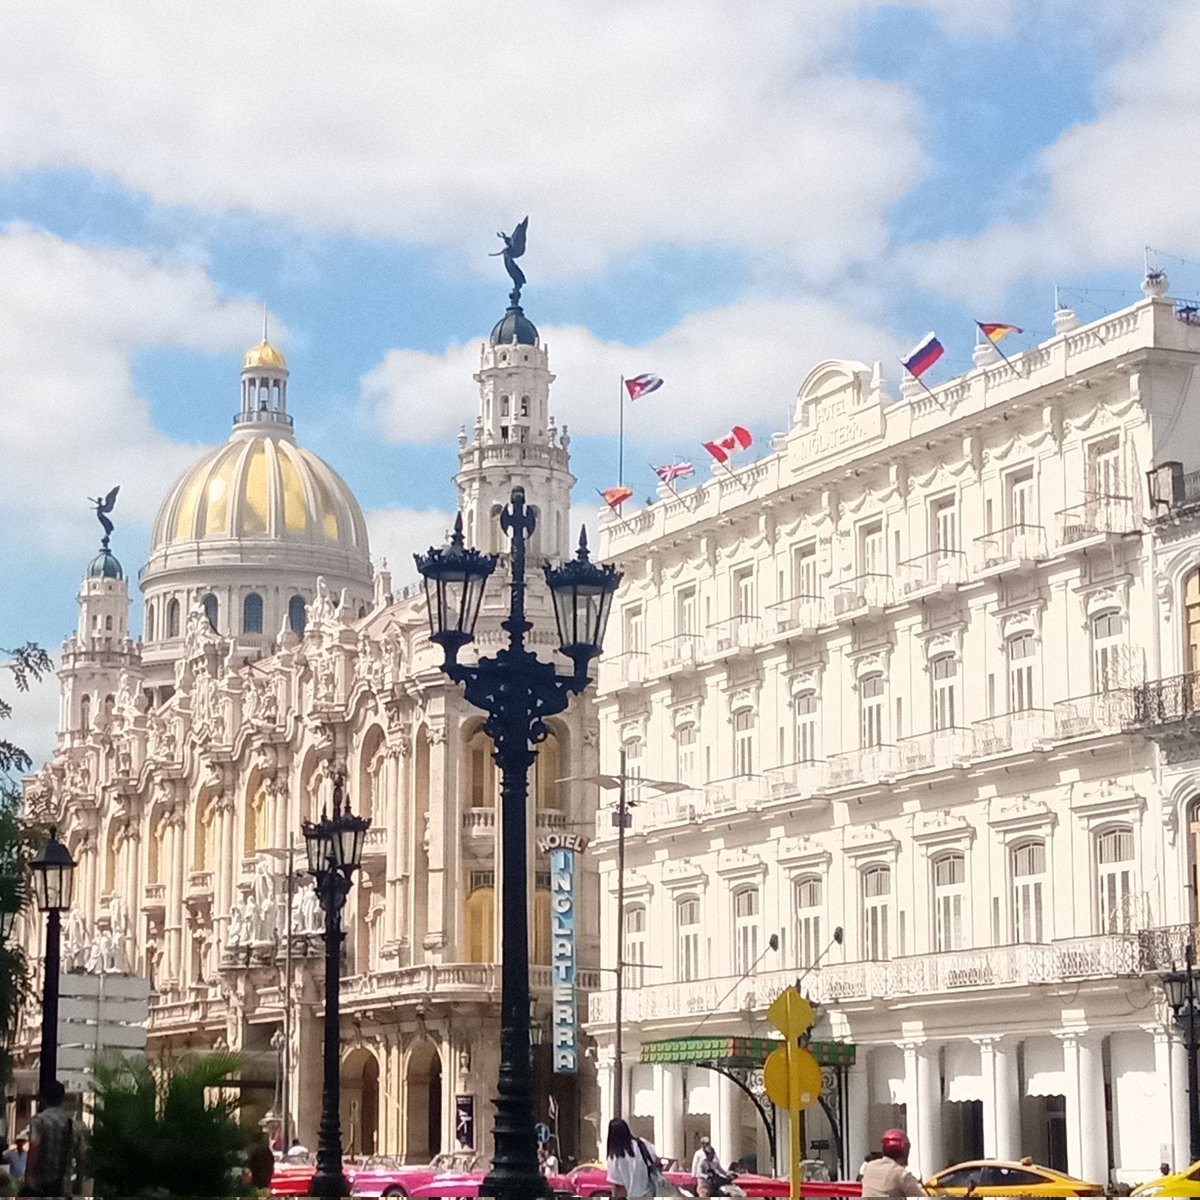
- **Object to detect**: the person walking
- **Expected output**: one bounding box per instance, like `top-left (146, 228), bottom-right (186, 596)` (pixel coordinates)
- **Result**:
top-left (25, 1081), bottom-right (82, 1198)
top-left (859, 1129), bottom-right (926, 1198)
top-left (605, 1117), bottom-right (659, 1199)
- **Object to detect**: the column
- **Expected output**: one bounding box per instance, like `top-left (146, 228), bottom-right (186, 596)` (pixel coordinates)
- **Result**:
top-left (1169, 1033), bottom-right (1190, 1171)
top-left (597, 1050), bottom-right (615, 1136)
top-left (714, 1070), bottom-right (738, 1169)
top-left (425, 721), bottom-right (448, 955)
top-left (992, 1039), bottom-right (1019, 1162)
top-left (1077, 1036), bottom-right (1106, 1186)
top-left (654, 1063), bottom-right (683, 1163)
top-left (1153, 1031), bottom-right (1182, 1174)
top-left (914, 1043), bottom-right (943, 1178)
top-left (845, 1060), bottom-right (870, 1178)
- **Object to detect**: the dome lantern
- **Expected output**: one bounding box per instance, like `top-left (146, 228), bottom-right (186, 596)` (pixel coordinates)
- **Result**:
top-left (237, 340), bottom-right (292, 432)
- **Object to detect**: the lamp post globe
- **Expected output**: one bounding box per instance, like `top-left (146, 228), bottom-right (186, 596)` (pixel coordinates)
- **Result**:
top-left (416, 487), bottom-right (620, 1200)
top-left (303, 779), bottom-right (369, 1199)
top-left (30, 828), bottom-right (76, 1095)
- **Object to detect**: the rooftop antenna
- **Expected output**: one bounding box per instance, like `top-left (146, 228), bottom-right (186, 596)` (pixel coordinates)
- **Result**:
top-left (1054, 285), bottom-right (1061, 311)
top-left (263, 302), bottom-right (269, 343)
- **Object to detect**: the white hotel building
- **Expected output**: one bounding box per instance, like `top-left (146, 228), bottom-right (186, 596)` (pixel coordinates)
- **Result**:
top-left (588, 274), bottom-right (1200, 1188)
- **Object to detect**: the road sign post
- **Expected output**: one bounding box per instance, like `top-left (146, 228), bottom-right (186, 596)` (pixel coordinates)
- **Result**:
top-left (763, 989), bottom-right (822, 1200)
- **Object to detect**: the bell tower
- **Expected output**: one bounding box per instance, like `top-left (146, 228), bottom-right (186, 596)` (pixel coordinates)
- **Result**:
top-left (455, 297), bottom-right (575, 561)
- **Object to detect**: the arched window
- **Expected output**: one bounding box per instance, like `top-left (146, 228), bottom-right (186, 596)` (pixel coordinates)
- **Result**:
top-left (533, 731), bottom-right (561, 809)
top-left (145, 605), bottom-right (155, 643)
top-left (732, 887), bottom-right (760, 974)
top-left (466, 725), bottom-right (497, 808)
top-left (1011, 840), bottom-right (1046, 943)
top-left (624, 904), bottom-right (647, 988)
top-left (676, 895), bottom-right (701, 981)
top-left (202, 593), bottom-right (219, 632)
top-left (243, 592), bottom-right (264, 635)
top-left (931, 655), bottom-right (958, 730)
top-left (1091, 611), bottom-right (1123, 692)
top-left (793, 693), bottom-right (818, 762)
top-left (862, 864), bottom-right (891, 961)
top-left (860, 674), bottom-right (885, 748)
top-left (733, 709), bottom-right (755, 775)
top-left (167, 598), bottom-right (181, 639)
top-left (288, 595), bottom-right (307, 635)
top-left (79, 694), bottom-right (91, 731)
top-left (1096, 826), bottom-right (1135, 933)
top-left (465, 887), bottom-right (495, 963)
top-left (793, 875), bottom-right (822, 968)
top-left (1186, 570), bottom-right (1200, 676)
top-left (1007, 633), bottom-right (1036, 712)
top-left (932, 852), bottom-right (966, 951)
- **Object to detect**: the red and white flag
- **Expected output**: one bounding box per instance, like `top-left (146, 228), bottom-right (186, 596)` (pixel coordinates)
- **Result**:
top-left (624, 373), bottom-right (663, 400)
top-left (702, 425), bottom-right (752, 464)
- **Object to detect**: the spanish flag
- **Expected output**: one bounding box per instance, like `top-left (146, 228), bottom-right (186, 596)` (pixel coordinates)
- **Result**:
top-left (601, 485), bottom-right (634, 509)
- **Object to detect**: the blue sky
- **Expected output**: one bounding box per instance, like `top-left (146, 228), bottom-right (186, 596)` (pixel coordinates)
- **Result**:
top-left (3, 0), bottom-right (1199, 764)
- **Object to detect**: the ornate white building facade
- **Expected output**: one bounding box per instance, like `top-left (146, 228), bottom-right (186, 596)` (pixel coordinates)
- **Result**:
top-left (588, 277), bottom-right (1200, 1187)
top-left (20, 297), bottom-right (602, 1160)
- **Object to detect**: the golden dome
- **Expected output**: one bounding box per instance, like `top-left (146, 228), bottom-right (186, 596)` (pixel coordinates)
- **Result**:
top-left (149, 431), bottom-right (368, 557)
top-left (243, 341), bottom-right (287, 371)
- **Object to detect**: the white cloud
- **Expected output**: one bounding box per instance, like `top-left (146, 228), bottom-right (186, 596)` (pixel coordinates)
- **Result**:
top-left (365, 507), bottom-right (457, 591)
top-left (4, 668), bottom-right (59, 776)
top-left (0, 224), bottom-right (272, 547)
top-left (0, 1), bottom-right (931, 280)
top-left (902, 2), bottom-right (1198, 305)
top-left (363, 297), bottom-right (904, 445)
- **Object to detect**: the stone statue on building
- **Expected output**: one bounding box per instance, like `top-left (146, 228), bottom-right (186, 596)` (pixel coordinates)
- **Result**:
top-left (491, 217), bottom-right (529, 304)
top-left (250, 860), bottom-right (277, 943)
top-left (63, 908), bottom-right (90, 972)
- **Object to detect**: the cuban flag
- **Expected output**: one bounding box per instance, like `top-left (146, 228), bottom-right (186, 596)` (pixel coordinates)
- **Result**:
top-left (703, 425), bottom-right (752, 464)
top-left (624, 373), bottom-right (663, 400)
top-left (901, 333), bottom-right (944, 379)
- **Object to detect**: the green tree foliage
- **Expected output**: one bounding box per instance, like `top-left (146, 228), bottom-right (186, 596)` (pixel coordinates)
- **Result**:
top-left (90, 1052), bottom-right (252, 1198)
top-left (0, 642), bottom-right (52, 778)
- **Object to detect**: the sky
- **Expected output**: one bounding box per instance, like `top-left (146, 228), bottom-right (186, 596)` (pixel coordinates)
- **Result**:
top-left (3, 0), bottom-right (1200, 766)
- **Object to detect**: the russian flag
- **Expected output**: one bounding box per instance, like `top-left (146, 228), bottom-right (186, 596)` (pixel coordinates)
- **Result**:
top-left (901, 333), bottom-right (944, 379)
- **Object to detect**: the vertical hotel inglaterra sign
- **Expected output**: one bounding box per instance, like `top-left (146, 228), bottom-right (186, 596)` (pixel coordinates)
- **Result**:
top-left (541, 833), bottom-right (588, 1073)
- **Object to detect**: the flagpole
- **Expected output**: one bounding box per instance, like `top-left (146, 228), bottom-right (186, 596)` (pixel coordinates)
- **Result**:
top-left (975, 322), bottom-right (1023, 377)
top-left (899, 361), bottom-right (949, 413)
top-left (618, 375), bottom-right (625, 487)
top-left (595, 487), bottom-right (636, 534)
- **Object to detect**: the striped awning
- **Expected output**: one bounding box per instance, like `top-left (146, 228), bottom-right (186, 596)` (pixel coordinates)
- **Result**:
top-left (640, 1035), bottom-right (855, 1068)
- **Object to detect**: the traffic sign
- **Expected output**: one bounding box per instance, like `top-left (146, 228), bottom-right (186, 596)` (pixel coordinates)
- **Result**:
top-left (763, 1043), bottom-right (822, 1110)
top-left (535, 1122), bottom-right (551, 1144)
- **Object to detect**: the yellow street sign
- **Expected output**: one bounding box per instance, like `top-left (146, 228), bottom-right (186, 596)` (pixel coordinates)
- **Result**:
top-left (766, 988), bottom-right (814, 1039)
top-left (763, 1043), bottom-right (823, 1110)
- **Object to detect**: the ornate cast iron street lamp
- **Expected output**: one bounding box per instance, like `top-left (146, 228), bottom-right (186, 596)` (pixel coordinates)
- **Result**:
top-left (417, 486), bottom-right (619, 1200)
top-left (30, 828), bottom-right (76, 1094)
top-left (303, 778), bottom-right (369, 1199)
top-left (1164, 943), bottom-right (1200, 1161)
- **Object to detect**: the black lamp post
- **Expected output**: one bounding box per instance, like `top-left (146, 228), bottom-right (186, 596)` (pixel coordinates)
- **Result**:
top-left (417, 487), bottom-right (619, 1200)
top-left (303, 778), bottom-right (369, 1199)
top-left (30, 828), bottom-right (75, 1095)
top-left (1164, 942), bottom-right (1200, 1162)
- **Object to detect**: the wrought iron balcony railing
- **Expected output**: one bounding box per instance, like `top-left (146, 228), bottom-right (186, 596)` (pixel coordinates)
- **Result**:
top-left (1054, 690), bottom-right (1134, 738)
top-left (973, 523), bottom-right (1047, 570)
top-left (898, 550), bottom-right (967, 596)
top-left (829, 573), bottom-right (892, 618)
top-left (1133, 672), bottom-right (1200, 726)
top-left (972, 709), bottom-right (1055, 756)
top-left (1056, 494), bottom-right (1135, 545)
top-left (767, 593), bottom-right (825, 634)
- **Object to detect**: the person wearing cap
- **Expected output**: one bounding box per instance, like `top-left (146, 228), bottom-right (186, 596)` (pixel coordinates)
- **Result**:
top-left (860, 1129), bottom-right (926, 1198)
top-left (3, 1135), bottom-right (27, 1186)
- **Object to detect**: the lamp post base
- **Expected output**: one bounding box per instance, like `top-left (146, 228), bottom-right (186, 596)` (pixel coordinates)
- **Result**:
top-left (308, 1168), bottom-right (350, 1199)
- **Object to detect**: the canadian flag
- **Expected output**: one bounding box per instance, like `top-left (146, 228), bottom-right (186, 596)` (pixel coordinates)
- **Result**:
top-left (702, 425), bottom-right (753, 463)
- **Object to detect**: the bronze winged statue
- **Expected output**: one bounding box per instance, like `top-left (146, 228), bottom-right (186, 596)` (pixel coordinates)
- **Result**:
top-left (491, 216), bottom-right (529, 304)
top-left (88, 486), bottom-right (120, 547)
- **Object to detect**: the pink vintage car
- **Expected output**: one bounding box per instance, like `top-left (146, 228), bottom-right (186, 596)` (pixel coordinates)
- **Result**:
top-left (351, 1153), bottom-right (486, 1198)
top-left (406, 1166), bottom-right (574, 1198)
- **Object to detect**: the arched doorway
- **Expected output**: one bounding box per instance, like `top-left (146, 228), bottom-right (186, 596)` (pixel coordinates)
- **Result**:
top-left (405, 1041), bottom-right (443, 1160)
top-left (341, 1047), bottom-right (380, 1158)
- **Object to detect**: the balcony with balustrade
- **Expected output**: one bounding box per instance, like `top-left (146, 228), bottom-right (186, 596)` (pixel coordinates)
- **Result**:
top-left (461, 807), bottom-right (497, 837)
top-left (897, 550), bottom-right (967, 599)
top-left (828, 574), bottom-right (892, 620)
top-left (897, 727), bottom-right (974, 774)
top-left (141, 882), bottom-right (166, 914)
top-left (362, 825), bottom-right (388, 862)
top-left (651, 634), bottom-right (705, 675)
top-left (764, 758), bottom-right (830, 802)
top-left (972, 709), bottom-right (1056, 756)
top-left (826, 744), bottom-right (901, 789)
top-left (972, 523), bottom-right (1048, 574)
top-left (587, 933), bottom-right (1143, 1027)
top-left (186, 870), bottom-right (214, 901)
top-left (1054, 690), bottom-right (1134, 740)
top-left (1131, 672), bottom-right (1200, 730)
top-left (597, 650), bottom-right (650, 693)
top-left (706, 615), bottom-right (761, 656)
top-left (767, 594), bottom-right (825, 637)
top-left (1056, 494), bottom-right (1137, 550)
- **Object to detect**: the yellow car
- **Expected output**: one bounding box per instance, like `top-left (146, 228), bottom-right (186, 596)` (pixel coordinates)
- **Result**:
top-left (1133, 1160), bottom-right (1200, 1196)
top-left (925, 1159), bottom-right (1104, 1197)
